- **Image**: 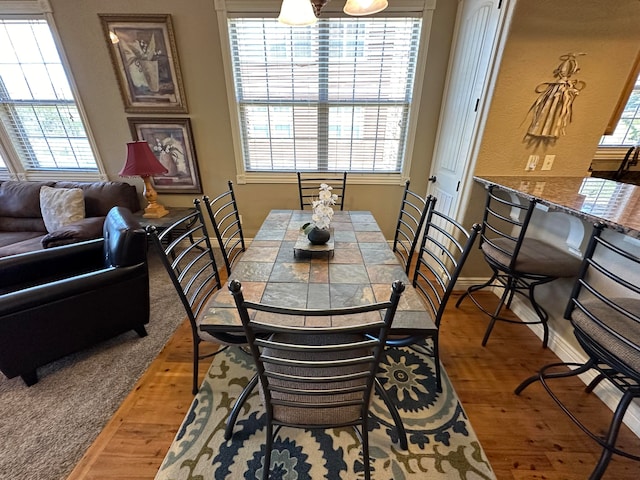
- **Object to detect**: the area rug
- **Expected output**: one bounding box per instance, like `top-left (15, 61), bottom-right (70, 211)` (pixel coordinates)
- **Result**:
top-left (156, 343), bottom-right (496, 479)
top-left (0, 251), bottom-right (187, 480)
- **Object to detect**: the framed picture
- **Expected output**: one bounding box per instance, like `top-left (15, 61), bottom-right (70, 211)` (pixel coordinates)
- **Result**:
top-left (128, 118), bottom-right (202, 193)
top-left (100, 14), bottom-right (187, 113)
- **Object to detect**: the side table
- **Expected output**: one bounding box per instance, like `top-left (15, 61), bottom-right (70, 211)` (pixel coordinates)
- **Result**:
top-left (133, 207), bottom-right (197, 232)
top-left (134, 207), bottom-right (199, 252)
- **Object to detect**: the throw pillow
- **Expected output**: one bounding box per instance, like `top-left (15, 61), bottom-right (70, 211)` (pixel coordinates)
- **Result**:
top-left (39, 186), bottom-right (86, 233)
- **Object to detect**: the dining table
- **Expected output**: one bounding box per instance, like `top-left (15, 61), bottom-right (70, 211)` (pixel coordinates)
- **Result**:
top-left (198, 209), bottom-right (435, 336)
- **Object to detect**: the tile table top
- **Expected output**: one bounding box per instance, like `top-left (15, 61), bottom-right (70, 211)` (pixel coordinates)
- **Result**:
top-left (199, 210), bottom-right (434, 335)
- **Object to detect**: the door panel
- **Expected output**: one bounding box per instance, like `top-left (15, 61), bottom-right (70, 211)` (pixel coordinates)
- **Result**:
top-left (428, 0), bottom-right (502, 219)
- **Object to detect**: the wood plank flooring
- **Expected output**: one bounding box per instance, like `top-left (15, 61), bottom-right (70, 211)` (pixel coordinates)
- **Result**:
top-left (66, 291), bottom-right (640, 480)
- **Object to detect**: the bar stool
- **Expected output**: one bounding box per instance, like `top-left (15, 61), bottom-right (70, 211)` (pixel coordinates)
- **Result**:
top-left (456, 185), bottom-right (582, 347)
top-left (515, 223), bottom-right (640, 479)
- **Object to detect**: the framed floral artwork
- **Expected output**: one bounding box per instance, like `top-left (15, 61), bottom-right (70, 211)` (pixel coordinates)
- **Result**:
top-left (128, 118), bottom-right (202, 193)
top-left (100, 14), bottom-right (187, 113)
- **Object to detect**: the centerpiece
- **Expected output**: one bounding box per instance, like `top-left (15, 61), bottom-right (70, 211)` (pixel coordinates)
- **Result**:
top-left (301, 183), bottom-right (337, 245)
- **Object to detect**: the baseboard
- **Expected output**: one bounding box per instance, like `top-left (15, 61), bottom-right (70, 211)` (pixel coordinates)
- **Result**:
top-left (462, 281), bottom-right (640, 439)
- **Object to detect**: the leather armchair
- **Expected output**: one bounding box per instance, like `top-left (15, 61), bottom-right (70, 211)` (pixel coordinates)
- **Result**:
top-left (0, 206), bottom-right (149, 386)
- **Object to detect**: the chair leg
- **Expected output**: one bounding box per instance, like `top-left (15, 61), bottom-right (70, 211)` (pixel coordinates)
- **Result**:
top-left (590, 390), bottom-right (636, 480)
top-left (192, 338), bottom-right (200, 395)
top-left (527, 283), bottom-right (549, 347)
top-left (21, 370), bottom-right (38, 386)
top-left (514, 361), bottom-right (593, 395)
top-left (262, 421), bottom-right (273, 480)
top-left (455, 272), bottom-right (499, 308)
top-left (225, 373), bottom-right (258, 440)
top-left (433, 336), bottom-right (442, 393)
top-left (585, 373), bottom-right (607, 394)
top-left (375, 378), bottom-right (408, 450)
top-left (361, 417), bottom-right (371, 480)
top-left (133, 325), bottom-right (148, 337)
top-left (481, 278), bottom-right (512, 346)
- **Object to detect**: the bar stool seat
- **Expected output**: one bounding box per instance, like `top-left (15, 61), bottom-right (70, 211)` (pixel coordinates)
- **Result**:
top-left (572, 298), bottom-right (640, 372)
top-left (482, 237), bottom-right (582, 277)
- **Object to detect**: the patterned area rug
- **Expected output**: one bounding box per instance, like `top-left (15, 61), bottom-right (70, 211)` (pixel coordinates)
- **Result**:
top-left (156, 343), bottom-right (495, 479)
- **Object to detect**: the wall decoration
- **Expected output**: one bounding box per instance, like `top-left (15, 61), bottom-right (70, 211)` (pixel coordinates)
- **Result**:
top-left (524, 53), bottom-right (586, 146)
top-left (100, 14), bottom-right (187, 113)
top-left (128, 118), bottom-right (202, 193)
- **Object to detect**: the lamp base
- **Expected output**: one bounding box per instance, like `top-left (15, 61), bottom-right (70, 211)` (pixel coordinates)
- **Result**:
top-left (143, 202), bottom-right (169, 218)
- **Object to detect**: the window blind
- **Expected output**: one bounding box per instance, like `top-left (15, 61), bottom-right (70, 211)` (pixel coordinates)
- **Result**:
top-left (228, 17), bottom-right (422, 173)
top-left (0, 18), bottom-right (97, 171)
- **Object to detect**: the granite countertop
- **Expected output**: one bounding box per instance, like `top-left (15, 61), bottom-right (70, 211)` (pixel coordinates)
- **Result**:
top-left (474, 175), bottom-right (640, 238)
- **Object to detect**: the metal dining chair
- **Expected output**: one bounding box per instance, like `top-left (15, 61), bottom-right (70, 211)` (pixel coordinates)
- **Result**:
top-left (515, 223), bottom-right (640, 479)
top-left (228, 278), bottom-right (406, 480)
top-left (456, 184), bottom-right (582, 347)
top-left (400, 196), bottom-right (481, 391)
top-left (147, 199), bottom-right (248, 395)
top-left (203, 180), bottom-right (246, 276)
top-left (297, 171), bottom-right (347, 210)
top-left (392, 180), bottom-right (429, 274)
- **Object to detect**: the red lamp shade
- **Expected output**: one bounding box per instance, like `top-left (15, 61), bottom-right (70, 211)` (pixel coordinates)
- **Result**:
top-left (120, 141), bottom-right (169, 177)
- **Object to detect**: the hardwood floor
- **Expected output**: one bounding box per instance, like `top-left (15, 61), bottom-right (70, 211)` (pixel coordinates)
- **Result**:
top-left (66, 291), bottom-right (640, 480)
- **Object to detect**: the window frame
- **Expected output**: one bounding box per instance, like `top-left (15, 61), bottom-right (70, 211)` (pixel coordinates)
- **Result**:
top-left (0, 0), bottom-right (106, 182)
top-left (593, 50), bottom-right (640, 169)
top-left (214, 0), bottom-right (435, 185)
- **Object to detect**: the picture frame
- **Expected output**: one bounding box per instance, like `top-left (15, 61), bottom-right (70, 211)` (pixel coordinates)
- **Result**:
top-left (100, 14), bottom-right (187, 113)
top-left (128, 118), bottom-right (202, 194)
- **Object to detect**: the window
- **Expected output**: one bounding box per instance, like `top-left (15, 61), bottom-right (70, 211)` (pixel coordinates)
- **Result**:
top-left (226, 16), bottom-right (422, 175)
top-left (0, 4), bottom-right (102, 179)
top-left (600, 69), bottom-right (640, 147)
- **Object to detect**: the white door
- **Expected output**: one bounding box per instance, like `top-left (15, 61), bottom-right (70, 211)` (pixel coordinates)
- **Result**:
top-left (428, 0), bottom-right (505, 218)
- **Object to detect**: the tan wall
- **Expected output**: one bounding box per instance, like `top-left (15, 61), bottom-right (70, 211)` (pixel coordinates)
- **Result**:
top-left (460, 0), bottom-right (640, 279)
top-left (474, 0), bottom-right (640, 177)
top-left (43, 0), bottom-right (459, 238)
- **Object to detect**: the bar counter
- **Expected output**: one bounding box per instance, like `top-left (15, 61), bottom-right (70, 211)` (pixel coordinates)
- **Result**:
top-left (474, 175), bottom-right (640, 239)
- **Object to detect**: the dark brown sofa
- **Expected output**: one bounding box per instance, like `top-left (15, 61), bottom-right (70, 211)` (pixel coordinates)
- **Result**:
top-left (0, 206), bottom-right (149, 386)
top-left (0, 180), bottom-right (140, 258)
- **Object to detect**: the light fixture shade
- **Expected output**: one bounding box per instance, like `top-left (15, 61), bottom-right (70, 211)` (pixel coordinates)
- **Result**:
top-left (278, 0), bottom-right (318, 26)
top-left (343, 0), bottom-right (388, 16)
top-left (120, 141), bottom-right (168, 177)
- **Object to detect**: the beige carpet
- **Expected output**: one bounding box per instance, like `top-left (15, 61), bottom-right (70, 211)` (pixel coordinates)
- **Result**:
top-left (0, 251), bottom-right (185, 480)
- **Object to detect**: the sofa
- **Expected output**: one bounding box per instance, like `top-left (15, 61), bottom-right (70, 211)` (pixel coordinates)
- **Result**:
top-left (0, 180), bottom-right (141, 258)
top-left (0, 206), bottom-right (149, 386)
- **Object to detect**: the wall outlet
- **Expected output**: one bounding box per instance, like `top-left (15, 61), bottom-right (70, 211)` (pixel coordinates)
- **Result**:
top-left (541, 154), bottom-right (555, 171)
top-left (526, 155), bottom-right (539, 171)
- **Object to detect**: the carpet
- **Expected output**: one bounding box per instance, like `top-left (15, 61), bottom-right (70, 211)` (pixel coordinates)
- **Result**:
top-left (156, 343), bottom-right (496, 479)
top-left (0, 251), bottom-right (186, 480)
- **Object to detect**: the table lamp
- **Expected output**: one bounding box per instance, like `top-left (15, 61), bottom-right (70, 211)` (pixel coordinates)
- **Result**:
top-left (120, 141), bottom-right (169, 218)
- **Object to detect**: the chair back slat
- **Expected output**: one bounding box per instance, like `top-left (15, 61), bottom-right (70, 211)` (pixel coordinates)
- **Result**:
top-left (203, 180), bottom-right (246, 276)
top-left (413, 196), bottom-right (481, 327)
top-left (481, 185), bottom-right (537, 270)
top-left (393, 180), bottom-right (429, 274)
top-left (297, 171), bottom-right (347, 210)
top-left (147, 201), bottom-right (227, 336)
top-left (229, 279), bottom-right (405, 429)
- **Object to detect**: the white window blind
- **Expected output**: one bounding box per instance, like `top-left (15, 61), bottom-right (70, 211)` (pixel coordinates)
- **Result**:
top-left (227, 17), bottom-right (422, 173)
top-left (0, 18), bottom-right (98, 172)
